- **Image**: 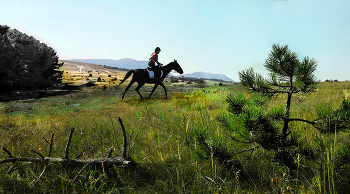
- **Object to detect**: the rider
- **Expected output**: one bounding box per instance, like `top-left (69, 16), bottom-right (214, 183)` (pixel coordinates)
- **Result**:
top-left (148, 47), bottom-right (163, 83)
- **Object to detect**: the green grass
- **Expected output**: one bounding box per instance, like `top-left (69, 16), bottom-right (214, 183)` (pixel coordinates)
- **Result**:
top-left (0, 81), bottom-right (350, 193)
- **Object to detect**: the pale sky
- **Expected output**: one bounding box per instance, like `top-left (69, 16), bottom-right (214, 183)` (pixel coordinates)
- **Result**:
top-left (1, 0), bottom-right (350, 81)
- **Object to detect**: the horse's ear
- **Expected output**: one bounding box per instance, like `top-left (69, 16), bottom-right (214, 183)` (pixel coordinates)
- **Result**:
top-left (174, 59), bottom-right (177, 62)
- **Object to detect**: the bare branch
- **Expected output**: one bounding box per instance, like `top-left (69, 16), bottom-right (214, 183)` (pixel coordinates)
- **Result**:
top-left (2, 147), bottom-right (14, 158)
top-left (30, 150), bottom-right (45, 161)
top-left (29, 164), bottom-right (51, 191)
top-left (72, 162), bottom-right (92, 184)
top-left (199, 134), bottom-right (212, 152)
top-left (43, 137), bottom-right (50, 145)
top-left (288, 118), bottom-right (319, 125)
top-left (234, 147), bottom-right (259, 156)
top-left (65, 127), bottom-right (75, 159)
top-left (74, 154), bottom-right (83, 159)
top-left (242, 149), bottom-right (254, 163)
top-left (107, 147), bottom-right (113, 158)
top-left (49, 133), bottom-right (54, 157)
top-left (118, 117), bottom-right (127, 158)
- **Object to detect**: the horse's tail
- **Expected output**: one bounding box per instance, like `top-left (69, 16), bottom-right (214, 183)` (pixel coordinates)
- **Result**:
top-left (116, 70), bottom-right (134, 88)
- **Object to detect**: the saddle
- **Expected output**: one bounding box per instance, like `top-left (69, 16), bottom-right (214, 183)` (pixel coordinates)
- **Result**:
top-left (135, 68), bottom-right (162, 79)
top-left (148, 69), bottom-right (163, 79)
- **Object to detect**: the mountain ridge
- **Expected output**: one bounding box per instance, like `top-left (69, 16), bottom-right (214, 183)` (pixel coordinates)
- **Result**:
top-left (69, 58), bottom-right (234, 82)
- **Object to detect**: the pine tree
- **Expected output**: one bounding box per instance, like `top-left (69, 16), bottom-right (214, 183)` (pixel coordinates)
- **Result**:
top-left (219, 44), bottom-right (350, 170)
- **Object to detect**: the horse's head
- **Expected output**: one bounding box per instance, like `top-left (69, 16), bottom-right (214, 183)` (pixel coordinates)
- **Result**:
top-left (172, 59), bottom-right (183, 74)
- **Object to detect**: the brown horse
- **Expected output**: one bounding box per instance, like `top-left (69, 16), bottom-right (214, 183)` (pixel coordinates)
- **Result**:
top-left (117, 59), bottom-right (183, 100)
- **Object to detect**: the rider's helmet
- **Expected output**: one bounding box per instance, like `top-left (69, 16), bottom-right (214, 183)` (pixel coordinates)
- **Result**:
top-left (155, 47), bottom-right (161, 52)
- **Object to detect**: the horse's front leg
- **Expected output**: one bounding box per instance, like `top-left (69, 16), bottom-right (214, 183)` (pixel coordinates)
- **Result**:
top-left (159, 83), bottom-right (167, 98)
top-left (148, 84), bottom-right (159, 98)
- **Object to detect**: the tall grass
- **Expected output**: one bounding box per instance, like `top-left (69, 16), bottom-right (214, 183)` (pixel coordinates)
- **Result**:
top-left (0, 81), bottom-right (349, 193)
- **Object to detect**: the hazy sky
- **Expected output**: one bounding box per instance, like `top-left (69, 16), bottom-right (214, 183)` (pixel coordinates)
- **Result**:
top-left (1, 0), bottom-right (350, 81)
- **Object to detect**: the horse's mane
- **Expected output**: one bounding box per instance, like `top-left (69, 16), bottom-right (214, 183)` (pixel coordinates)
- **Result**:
top-left (164, 61), bottom-right (175, 67)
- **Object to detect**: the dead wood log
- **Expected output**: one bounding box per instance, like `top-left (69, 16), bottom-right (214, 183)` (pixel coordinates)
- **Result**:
top-left (0, 117), bottom-right (132, 188)
top-left (0, 157), bottom-right (131, 166)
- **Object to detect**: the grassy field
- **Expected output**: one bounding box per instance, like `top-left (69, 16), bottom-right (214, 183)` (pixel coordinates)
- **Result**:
top-left (1, 68), bottom-right (350, 193)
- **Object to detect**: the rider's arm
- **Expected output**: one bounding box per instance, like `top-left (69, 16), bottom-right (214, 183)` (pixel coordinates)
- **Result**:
top-left (155, 61), bottom-right (163, 66)
top-left (154, 55), bottom-right (163, 66)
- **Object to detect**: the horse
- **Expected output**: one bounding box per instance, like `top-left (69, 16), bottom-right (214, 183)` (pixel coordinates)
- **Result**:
top-left (117, 59), bottom-right (183, 100)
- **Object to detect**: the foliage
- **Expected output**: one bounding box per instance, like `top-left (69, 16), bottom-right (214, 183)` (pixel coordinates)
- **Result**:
top-left (0, 25), bottom-right (63, 92)
top-left (170, 78), bottom-right (179, 83)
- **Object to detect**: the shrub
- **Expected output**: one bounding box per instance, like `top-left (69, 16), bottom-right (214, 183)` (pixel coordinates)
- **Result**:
top-left (85, 80), bottom-right (96, 86)
top-left (170, 78), bottom-right (179, 83)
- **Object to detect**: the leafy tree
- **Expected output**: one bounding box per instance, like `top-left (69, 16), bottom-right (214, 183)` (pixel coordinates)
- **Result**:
top-left (0, 25), bottom-right (63, 92)
top-left (218, 44), bottom-right (350, 170)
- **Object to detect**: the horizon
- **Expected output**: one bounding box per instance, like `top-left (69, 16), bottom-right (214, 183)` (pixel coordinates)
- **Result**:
top-left (2, 0), bottom-right (350, 81)
top-left (66, 58), bottom-right (233, 80)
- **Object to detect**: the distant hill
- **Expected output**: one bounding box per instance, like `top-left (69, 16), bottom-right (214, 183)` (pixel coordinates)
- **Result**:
top-left (69, 58), bottom-right (234, 82)
top-left (181, 72), bottom-right (234, 82)
top-left (69, 58), bottom-right (148, 69)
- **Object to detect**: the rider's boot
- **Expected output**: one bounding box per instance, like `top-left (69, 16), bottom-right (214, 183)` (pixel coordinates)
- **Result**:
top-left (154, 70), bottom-right (160, 83)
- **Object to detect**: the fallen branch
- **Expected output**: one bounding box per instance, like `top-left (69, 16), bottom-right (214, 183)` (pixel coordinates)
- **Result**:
top-left (0, 156), bottom-right (131, 166)
top-left (0, 117), bottom-right (132, 189)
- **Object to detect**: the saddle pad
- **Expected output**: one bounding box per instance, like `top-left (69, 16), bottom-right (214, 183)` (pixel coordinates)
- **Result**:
top-left (148, 70), bottom-right (163, 79)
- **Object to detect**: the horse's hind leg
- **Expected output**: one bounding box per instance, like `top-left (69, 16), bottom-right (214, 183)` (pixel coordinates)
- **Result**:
top-left (160, 83), bottom-right (167, 98)
top-left (135, 82), bottom-right (145, 99)
top-left (121, 80), bottom-right (135, 100)
top-left (148, 84), bottom-right (159, 98)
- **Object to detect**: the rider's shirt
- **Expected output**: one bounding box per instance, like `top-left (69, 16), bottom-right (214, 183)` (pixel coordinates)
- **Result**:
top-left (149, 53), bottom-right (158, 67)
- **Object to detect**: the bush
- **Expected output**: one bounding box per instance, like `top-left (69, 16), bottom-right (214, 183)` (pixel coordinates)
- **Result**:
top-left (170, 78), bottom-right (179, 83)
top-left (196, 80), bottom-right (206, 84)
top-left (85, 80), bottom-right (96, 86)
